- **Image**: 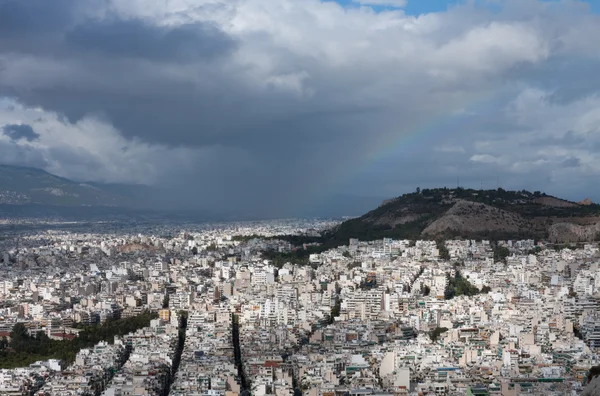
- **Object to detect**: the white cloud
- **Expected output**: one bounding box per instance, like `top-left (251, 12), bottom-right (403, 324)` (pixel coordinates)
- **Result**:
top-left (470, 154), bottom-right (502, 164)
top-left (433, 22), bottom-right (549, 74)
top-left (510, 88), bottom-right (600, 137)
top-left (0, 99), bottom-right (200, 184)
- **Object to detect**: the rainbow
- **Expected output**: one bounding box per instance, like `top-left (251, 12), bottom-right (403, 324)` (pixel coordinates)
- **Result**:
top-left (301, 87), bottom-right (506, 214)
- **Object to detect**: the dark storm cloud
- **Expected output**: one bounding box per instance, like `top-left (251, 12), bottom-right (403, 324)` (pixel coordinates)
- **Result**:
top-left (0, 0), bottom-right (242, 147)
top-left (2, 124), bottom-right (39, 141)
top-left (0, 0), bottom-right (73, 35)
top-left (66, 19), bottom-right (237, 62)
top-left (6, 63), bottom-right (389, 149)
top-left (0, 0), bottom-right (393, 151)
top-left (0, 0), bottom-right (77, 54)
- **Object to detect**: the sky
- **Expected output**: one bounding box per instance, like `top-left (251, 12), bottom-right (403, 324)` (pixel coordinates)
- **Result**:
top-left (334, 0), bottom-right (600, 14)
top-left (1, 0), bottom-right (600, 217)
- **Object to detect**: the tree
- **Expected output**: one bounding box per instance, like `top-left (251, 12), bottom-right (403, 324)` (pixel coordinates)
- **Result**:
top-left (342, 251), bottom-right (351, 258)
top-left (162, 294), bottom-right (170, 309)
top-left (445, 271), bottom-right (480, 299)
top-left (416, 187), bottom-right (421, 194)
top-left (493, 244), bottom-right (510, 264)
top-left (0, 312), bottom-right (158, 369)
top-left (191, 246), bottom-right (198, 255)
top-left (481, 285), bottom-right (492, 293)
top-left (421, 285), bottom-right (431, 296)
top-left (328, 297), bottom-right (341, 324)
top-left (205, 244), bottom-right (218, 252)
top-left (429, 327), bottom-right (448, 343)
top-left (436, 239), bottom-right (450, 261)
top-left (35, 330), bottom-right (49, 341)
top-left (9, 323), bottom-right (28, 348)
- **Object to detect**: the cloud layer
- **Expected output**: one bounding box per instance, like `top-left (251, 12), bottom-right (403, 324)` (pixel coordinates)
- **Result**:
top-left (2, 124), bottom-right (40, 142)
top-left (1, 0), bottom-right (600, 215)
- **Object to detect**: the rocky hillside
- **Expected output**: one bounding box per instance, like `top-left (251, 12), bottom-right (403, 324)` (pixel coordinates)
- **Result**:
top-left (422, 200), bottom-right (528, 236)
top-left (325, 188), bottom-right (600, 244)
top-left (0, 164), bottom-right (153, 207)
top-left (548, 222), bottom-right (600, 243)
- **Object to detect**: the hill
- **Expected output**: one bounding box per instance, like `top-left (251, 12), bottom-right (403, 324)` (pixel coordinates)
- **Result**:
top-left (0, 164), bottom-right (153, 207)
top-left (323, 188), bottom-right (600, 244)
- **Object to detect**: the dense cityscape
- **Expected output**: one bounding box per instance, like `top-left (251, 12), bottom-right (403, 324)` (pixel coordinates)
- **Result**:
top-left (0, 218), bottom-right (598, 395)
top-left (3, 0), bottom-right (600, 394)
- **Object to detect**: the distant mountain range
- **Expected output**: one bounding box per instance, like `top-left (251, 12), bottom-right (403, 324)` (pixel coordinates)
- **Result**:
top-left (0, 165), bottom-right (233, 223)
top-left (0, 164), bottom-right (154, 207)
top-left (0, 165), bottom-right (386, 220)
top-left (324, 188), bottom-right (600, 244)
top-left (5, 165), bottom-right (599, 241)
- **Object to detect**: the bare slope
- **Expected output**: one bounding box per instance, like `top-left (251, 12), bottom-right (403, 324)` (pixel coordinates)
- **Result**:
top-left (548, 222), bottom-right (600, 243)
top-left (422, 200), bottom-right (530, 237)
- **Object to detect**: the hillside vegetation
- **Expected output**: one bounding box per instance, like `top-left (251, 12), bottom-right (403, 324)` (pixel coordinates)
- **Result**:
top-left (323, 188), bottom-right (600, 244)
top-left (0, 311), bottom-right (157, 369)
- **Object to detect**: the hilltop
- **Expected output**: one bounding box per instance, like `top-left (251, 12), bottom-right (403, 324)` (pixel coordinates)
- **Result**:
top-left (323, 188), bottom-right (600, 244)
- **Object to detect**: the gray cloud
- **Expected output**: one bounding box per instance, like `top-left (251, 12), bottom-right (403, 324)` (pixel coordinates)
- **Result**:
top-left (560, 157), bottom-right (581, 168)
top-left (528, 130), bottom-right (586, 148)
top-left (0, 0), bottom-right (79, 55)
top-left (65, 19), bottom-right (236, 62)
top-left (0, 140), bottom-right (47, 169)
top-left (2, 123), bottom-right (39, 141)
top-left (0, 0), bottom-right (73, 36)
